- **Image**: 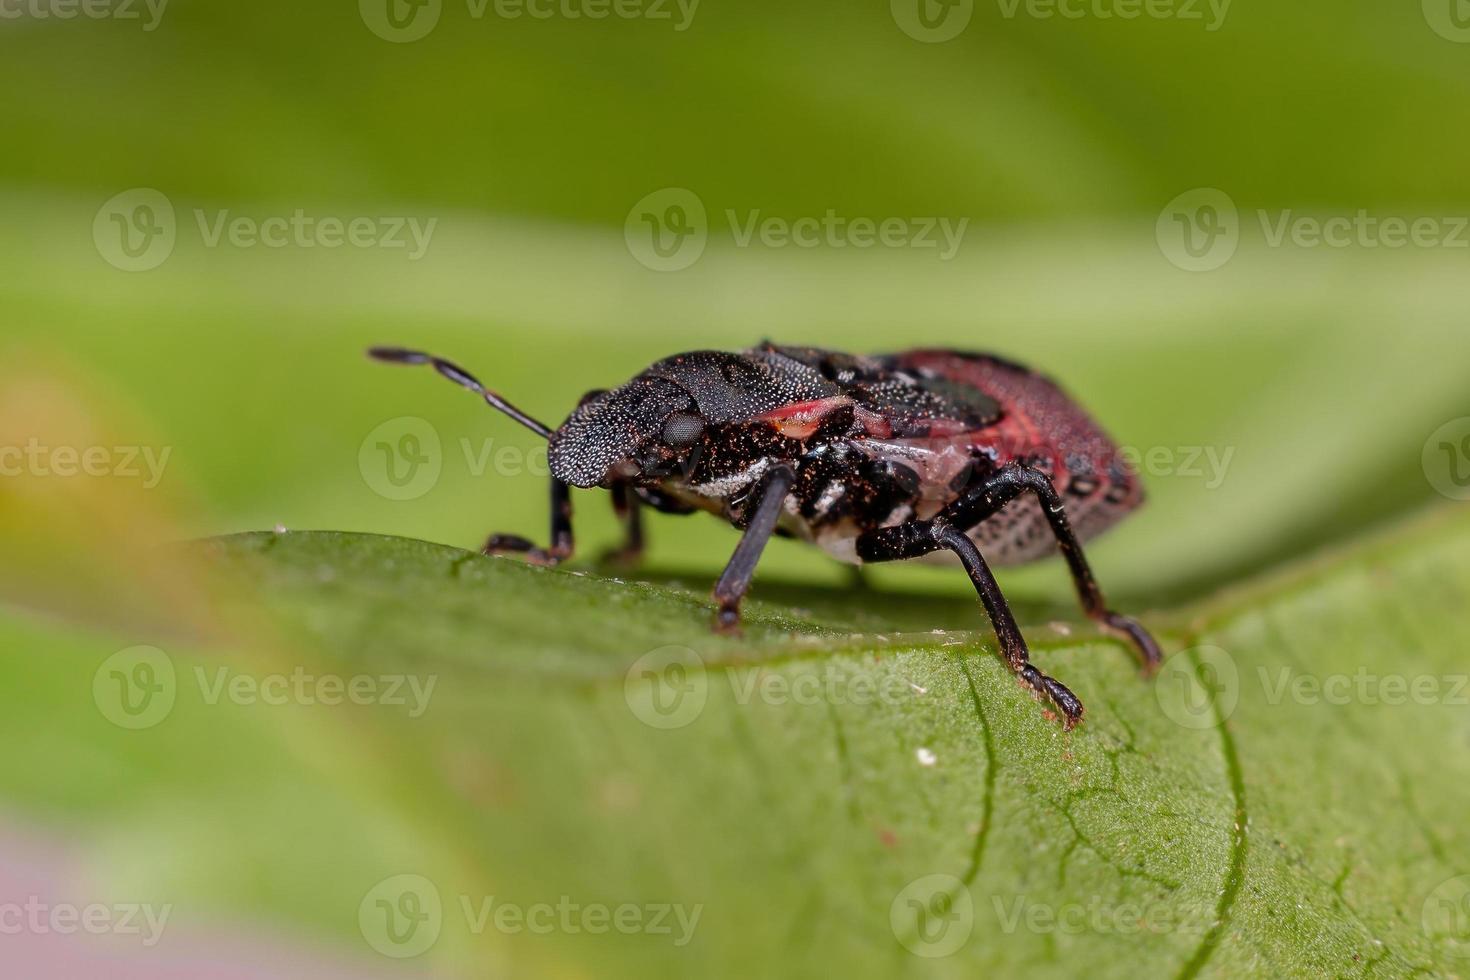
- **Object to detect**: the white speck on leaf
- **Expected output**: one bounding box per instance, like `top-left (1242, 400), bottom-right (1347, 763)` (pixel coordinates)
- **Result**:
top-left (916, 747), bottom-right (937, 767)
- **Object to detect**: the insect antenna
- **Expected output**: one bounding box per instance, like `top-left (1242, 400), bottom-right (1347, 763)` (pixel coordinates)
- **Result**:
top-left (367, 347), bottom-right (554, 438)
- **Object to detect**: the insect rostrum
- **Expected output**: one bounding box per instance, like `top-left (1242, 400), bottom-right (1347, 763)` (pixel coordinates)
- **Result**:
top-left (368, 342), bottom-right (1163, 729)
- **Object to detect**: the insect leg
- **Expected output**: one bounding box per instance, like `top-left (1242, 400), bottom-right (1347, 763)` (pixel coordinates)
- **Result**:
top-left (598, 482), bottom-right (645, 568)
top-left (710, 465), bottom-right (796, 633)
top-left (856, 519), bottom-right (1084, 728)
top-left (479, 386), bottom-right (606, 568)
top-left (482, 476), bottom-right (573, 567)
top-left (945, 463), bottom-right (1161, 671)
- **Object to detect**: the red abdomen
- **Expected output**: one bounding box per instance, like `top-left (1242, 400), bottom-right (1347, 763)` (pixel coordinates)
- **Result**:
top-left (883, 350), bottom-right (1144, 565)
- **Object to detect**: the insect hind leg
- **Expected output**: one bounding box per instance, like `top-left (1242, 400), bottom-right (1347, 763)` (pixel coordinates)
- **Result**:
top-left (855, 518), bottom-right (1084, 729)
top-left (945, 463), bottom-right (1162, 672)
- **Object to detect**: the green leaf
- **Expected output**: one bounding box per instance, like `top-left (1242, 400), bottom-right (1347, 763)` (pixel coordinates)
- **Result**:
top-left (5, 505), bottom-right (1468, 977)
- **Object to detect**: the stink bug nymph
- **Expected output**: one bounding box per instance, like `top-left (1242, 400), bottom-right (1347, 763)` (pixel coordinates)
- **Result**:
top-left (368, 343), bottom-right (1162, 729)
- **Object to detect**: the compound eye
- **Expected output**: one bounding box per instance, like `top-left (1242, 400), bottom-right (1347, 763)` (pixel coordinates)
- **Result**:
top-left (661, 412), bottom-right (706, 448)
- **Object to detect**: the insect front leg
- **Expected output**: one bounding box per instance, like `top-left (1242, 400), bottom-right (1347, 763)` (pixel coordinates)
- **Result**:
top-left (855, 519), bottom-right (1084, 728)
top-left (946, 463), bottom-right (1162, 672)
top-left (710, 464), bottom-right (796, 634)
top-left (597, 482), bottom-right (645, 569)
top-left (482, 476), bottom-right (573, 567)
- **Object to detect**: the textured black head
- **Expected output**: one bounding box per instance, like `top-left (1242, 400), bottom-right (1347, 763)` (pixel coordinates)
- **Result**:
top-left (548, 349), bottom-right (839, 487)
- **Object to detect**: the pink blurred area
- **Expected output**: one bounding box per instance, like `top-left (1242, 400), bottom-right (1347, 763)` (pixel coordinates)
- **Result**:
top-left (0, 821), bottom-right (437, 980)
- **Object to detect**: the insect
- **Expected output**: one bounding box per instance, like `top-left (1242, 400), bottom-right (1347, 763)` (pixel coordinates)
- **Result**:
top-left (368, 343), bottom-right (1162, 728)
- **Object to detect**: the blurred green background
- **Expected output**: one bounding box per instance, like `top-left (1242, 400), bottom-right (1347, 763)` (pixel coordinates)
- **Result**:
top-left (3, 0), bottom-right (1468, 598)
top-left (2, 0), bottom-right (1469, 976)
